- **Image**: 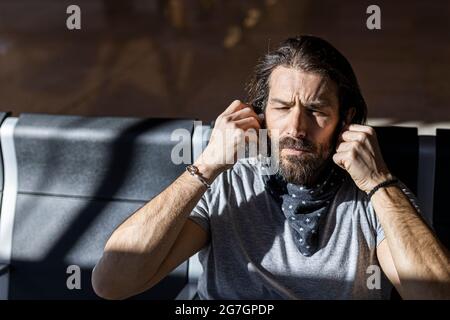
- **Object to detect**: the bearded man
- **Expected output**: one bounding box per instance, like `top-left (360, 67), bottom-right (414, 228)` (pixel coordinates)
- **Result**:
top-left (92, 36), bottom-right (450, 300)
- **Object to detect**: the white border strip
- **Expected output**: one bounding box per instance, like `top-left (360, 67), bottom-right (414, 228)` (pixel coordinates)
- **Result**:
top-left (0, 117), bottom-right (19, 300)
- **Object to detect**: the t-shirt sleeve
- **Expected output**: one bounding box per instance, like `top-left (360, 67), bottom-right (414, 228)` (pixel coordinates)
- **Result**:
top-left (188, 193), bottom-right (210, 235)
top-left (374, 209), bottom-right (386, 247)
top-left (364, 198), bottom-right (386, 247)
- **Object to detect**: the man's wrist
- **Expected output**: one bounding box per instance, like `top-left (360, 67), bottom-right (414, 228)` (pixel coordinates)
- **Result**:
top-left (364, 171), bottom-right (394, 194)
top-left (191, 162), bottom-right (224, 185)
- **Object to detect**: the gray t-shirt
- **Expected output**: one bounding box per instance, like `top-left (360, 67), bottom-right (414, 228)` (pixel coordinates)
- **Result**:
top-left (189, 157), bottom-right (416, 300)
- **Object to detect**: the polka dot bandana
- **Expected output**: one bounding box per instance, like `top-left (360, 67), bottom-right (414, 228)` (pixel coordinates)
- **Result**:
top-left (263, 164), bottom-right (345, 257)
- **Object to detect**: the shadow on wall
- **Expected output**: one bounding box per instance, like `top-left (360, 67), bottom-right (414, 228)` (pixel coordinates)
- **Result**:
top-left (0, 0), bottom-right (282, 119)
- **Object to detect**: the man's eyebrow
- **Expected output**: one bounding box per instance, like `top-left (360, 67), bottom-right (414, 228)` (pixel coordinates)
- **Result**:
top-left (306, 99), bottom-right (333, 108)
top-left (270, 97), bottom-right (333, 108)
top-left (269, 98), bottom-right (295, 106)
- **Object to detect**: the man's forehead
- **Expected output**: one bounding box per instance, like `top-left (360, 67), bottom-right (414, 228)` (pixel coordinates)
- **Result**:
top-left (268, 66), bottom-right (337, 101)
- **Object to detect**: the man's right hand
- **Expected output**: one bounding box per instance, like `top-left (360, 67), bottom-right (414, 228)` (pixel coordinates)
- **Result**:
top-left (194, 100), bottom-right (262, 183)
top-left (92, 100), bottom-right (262, 299)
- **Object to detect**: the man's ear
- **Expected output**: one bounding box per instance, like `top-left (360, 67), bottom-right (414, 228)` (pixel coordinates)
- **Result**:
top-left (344, 107), bottom-right (356, 126)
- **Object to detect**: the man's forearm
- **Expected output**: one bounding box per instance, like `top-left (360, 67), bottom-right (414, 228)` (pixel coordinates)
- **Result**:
top-left (371, 185), bottom-right (450, 299)
top-left (92, 163), bottom-right (218, 299)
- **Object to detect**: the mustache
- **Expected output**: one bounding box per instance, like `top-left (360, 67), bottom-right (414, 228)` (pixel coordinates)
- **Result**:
top-left (279, 136), bottom-right (316, 152)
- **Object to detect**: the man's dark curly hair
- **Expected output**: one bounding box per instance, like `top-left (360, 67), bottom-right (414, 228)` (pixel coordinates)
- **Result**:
top-left (245, 35), bottom-right (367, 124)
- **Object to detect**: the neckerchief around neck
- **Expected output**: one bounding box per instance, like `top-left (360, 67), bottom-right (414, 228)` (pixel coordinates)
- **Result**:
top-left (262, 162), bottom-right (345, 257)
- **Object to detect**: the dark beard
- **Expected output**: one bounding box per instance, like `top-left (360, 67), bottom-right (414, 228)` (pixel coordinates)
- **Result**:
top-left (276, 129), bottom-right (340, 186)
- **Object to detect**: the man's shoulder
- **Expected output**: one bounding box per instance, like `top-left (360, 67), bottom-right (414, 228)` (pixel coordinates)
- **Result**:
top-left (232, 157), bottom-right (262, 174)
top-left (209, 157), bottom-right (262, 190)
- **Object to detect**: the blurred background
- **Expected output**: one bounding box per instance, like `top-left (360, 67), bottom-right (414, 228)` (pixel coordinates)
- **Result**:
top-left (0, 0), bottom-right (449, 125)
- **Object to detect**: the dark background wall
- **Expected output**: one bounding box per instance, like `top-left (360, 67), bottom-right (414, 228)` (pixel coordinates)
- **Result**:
top-left (0, 0), bottom-right (449, 123)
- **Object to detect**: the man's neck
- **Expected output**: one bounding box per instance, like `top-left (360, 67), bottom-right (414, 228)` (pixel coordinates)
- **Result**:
top-left (305, 160), bottom-right (334, 187)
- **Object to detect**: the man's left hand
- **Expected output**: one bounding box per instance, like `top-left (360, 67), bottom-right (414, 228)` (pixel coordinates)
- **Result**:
top-left (332, 124), bottom-right (392, 194)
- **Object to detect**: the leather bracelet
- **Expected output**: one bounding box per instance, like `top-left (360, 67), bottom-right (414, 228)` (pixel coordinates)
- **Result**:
top-left (186, 164), bottom-right (211, 189)
top-left (367, 177), bottom-right (399, 200)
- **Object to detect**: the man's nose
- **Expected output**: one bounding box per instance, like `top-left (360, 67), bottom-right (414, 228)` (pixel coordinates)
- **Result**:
top-left (285, 106), bottom-right (307, 139)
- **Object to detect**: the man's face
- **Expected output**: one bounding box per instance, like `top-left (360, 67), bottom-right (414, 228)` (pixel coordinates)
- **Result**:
top-left (265, 66), bottom-right (341, 185)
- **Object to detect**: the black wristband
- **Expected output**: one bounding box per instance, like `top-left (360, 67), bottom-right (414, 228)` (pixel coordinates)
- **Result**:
top-left (367, 177), bottom-right (399, 200)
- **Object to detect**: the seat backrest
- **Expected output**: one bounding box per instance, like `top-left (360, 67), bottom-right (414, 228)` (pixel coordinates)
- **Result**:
top-left (1, 113), bottom-right (194, 299)
top-left (433, 129), bottom-right (450, 249)
top-left (374, 126), bottom-right (419, 195)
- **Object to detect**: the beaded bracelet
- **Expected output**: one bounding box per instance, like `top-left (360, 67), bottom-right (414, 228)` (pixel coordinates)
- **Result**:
top-left (367, 177), bottom-right (399, 200)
